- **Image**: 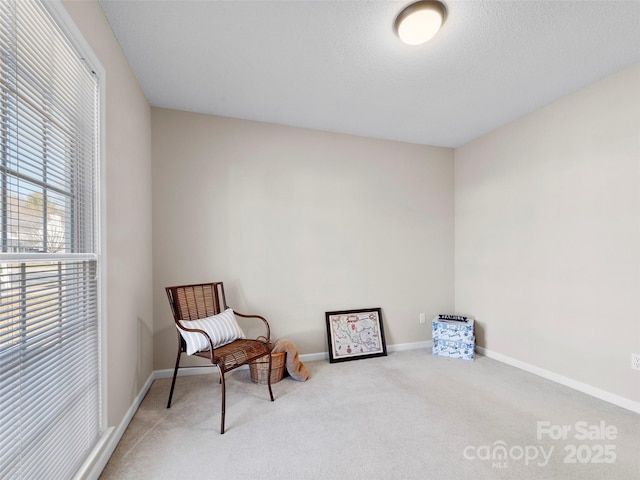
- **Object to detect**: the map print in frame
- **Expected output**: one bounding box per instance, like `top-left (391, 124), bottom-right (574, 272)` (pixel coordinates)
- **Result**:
top-left (325, 308), bottom-right (387, 363)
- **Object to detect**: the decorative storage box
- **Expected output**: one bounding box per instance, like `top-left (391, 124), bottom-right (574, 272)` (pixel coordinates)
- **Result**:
top-left (432, 338), bottom-right (475, 360)
top-left (432, 315), bottom-right (475, 360)
top-left (432, 315), bottom-right (475, 342)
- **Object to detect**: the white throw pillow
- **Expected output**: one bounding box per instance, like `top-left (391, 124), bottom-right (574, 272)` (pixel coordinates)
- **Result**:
top-left (178, 308), bottom-right (246, 355)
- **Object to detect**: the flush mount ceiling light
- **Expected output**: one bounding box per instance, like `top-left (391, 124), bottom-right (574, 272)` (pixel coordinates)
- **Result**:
top-left (394, 1), bottom-right (447, 46)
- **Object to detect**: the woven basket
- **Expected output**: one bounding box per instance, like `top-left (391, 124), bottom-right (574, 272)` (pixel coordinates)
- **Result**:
top-left (250, 351), bottom-right (286, 384)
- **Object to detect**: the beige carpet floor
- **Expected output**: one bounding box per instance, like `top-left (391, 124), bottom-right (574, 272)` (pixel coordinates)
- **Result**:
top-left (100, 349), bottom-right (639, 480)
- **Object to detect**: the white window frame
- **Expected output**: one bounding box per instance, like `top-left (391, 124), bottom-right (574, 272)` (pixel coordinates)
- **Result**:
top-left (0, 1), bottom-right (109, 478)
top-left (45, 3), bottom-right (111, 478)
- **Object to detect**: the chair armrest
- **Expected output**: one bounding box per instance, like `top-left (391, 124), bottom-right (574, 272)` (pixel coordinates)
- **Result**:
top-left (233, 311), bottom-right (271, 344)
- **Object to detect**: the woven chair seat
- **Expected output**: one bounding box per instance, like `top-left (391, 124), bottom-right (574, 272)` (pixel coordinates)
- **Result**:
top-left (195, 339), bottom-right (270, 372)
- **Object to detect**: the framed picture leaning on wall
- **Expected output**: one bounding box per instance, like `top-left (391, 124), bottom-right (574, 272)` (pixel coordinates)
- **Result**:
top-left (325, 308), bottom-right (387, 363)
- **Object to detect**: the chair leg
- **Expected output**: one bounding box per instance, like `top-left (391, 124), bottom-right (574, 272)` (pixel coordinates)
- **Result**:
top-left (166, 349), bottom-right (181, 408)
top-left (267, 353), bottom-right (274, 402)
top-left (219, 366), bottom-right (226, 434)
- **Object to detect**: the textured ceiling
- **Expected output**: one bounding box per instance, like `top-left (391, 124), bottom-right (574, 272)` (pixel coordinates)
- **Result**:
top-left (98, 0), bottom-right (640, 148)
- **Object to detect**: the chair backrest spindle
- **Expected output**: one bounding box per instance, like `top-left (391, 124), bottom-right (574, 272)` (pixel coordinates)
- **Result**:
top-left (168, 282), bottom-right (227, 322)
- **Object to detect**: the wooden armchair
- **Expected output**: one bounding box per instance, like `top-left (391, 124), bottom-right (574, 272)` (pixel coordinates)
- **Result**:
top-left (165, 282), bottom-right (274, 434)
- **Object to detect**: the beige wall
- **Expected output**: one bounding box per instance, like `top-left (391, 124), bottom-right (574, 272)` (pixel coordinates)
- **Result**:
top-left (152, 109), bottom-right (454, 367)
top-left (455, 64), bottom-right (640, 402)
top-left (62, 1), bottom-right (154, 426)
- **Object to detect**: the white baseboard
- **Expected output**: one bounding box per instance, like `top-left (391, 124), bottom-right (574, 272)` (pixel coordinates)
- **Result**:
top-left (299, 351), bottom-right (328, 362)
top-left (152, 341), bottom-right (432, 377)
top-left (72, 427), bottom-right (114, 480)
top-left (389, 340), bottom-right (432, 352)
top-left (82, 372), bottom-right (155, 480)
top-left (475, 346), bottom-right (640, 414)
top-left (295, 341), bottom-right (432, 364)
top-left (155, 365), bottom-right (219, 379)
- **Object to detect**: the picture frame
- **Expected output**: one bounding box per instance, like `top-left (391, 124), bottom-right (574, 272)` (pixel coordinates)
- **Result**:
top-left (325, 307), bottom-right (387, 363)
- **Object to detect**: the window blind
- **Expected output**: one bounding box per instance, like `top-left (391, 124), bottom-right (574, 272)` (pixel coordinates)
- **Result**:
top-left (0, 1), bottom-right (101, 479)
